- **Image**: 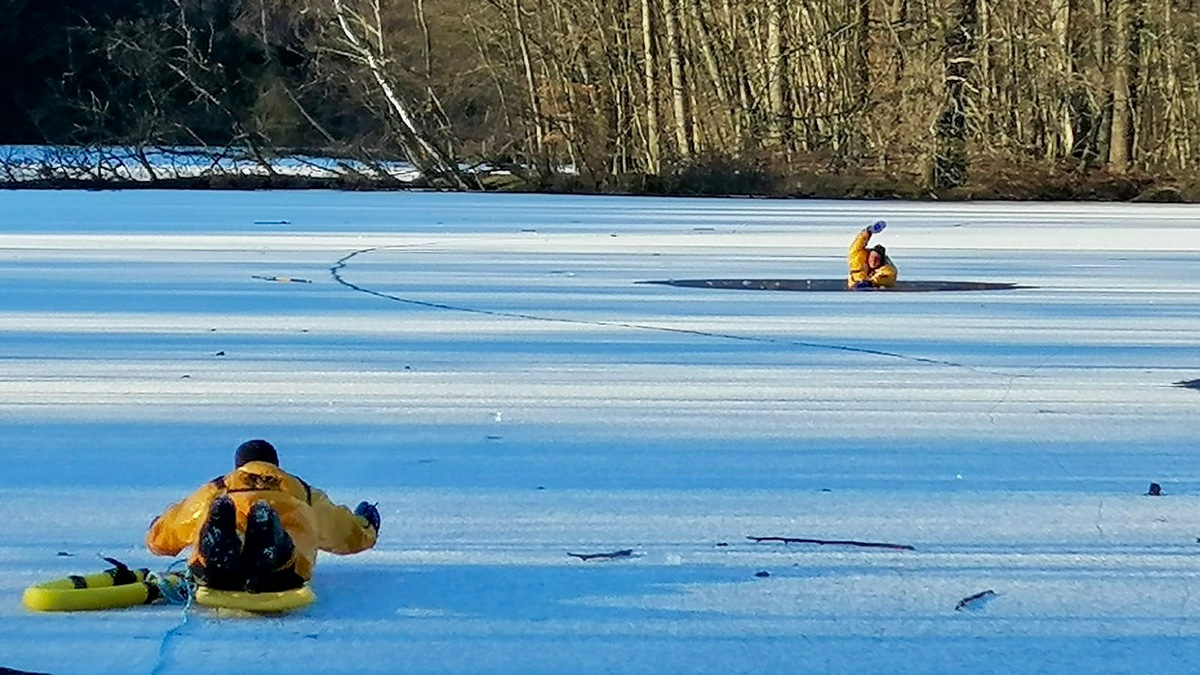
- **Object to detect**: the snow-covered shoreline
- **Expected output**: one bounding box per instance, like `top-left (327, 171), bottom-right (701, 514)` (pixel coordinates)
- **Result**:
top-left (0, 145), bottom-right (424, 185)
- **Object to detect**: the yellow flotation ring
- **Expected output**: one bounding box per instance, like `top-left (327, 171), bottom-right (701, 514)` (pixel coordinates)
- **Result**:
top-left (22, 559), bottom-right (182, 612)
top-left (23, 557), bottom-right (313, 614)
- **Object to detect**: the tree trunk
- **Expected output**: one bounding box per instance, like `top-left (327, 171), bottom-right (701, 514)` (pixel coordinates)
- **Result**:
top-left (856, 0), bottom-right (870, 106)
top-left (414, 0), bottom-right (432, 77)
top-left (934, 0), bottom-right (977, 188)
top-left (641, 0), bottom-right (661, 173)
top-left (1108, 0), bottom-right (1132, 170)
top-left (663, 0), bottom-right (693, 158)
top-left (1049, 0), bottom-right (1075, 160)
top-left (687, 0), bottom-right (735, 146)
top-left (765, 0), bottom-right (786, 147)
top-left (512, 0), bottom-right (547, 165)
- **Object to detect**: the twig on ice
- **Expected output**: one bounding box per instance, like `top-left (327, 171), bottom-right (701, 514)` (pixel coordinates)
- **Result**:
top-left (746, 536), bottom-right (915, 551)
top-left (955, 589), bottom-right (996, 611)
top-left (567, 548), bottom-right (634, 561)
top-left (252, 274), bottom-right (312, 284)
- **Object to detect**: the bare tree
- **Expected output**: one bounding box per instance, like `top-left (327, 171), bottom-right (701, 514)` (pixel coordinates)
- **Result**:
top-left (326, 0), bottom-right (472, 187)
top-left (764, 0), bottom-right (785, 147)
top-left (642, 0), bottom-right (662, 173)
top-left (663, 0), bottom-right (693, 158)
top-left (1108, 0), bottom-right (1134, 170)
top-left (934, 0), bottom-right (976, 188)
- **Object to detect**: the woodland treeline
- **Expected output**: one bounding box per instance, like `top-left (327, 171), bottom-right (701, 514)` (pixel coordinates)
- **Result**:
top-left (2, 0), bottom-right (1198, 198)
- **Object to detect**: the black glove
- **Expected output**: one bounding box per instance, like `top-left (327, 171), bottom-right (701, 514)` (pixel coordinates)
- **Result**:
top-left (355, 501), bottom-right (381, 531)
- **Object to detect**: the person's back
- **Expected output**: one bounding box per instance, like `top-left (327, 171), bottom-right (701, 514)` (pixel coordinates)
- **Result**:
top-left (146, 439), bottom-right (380, 592)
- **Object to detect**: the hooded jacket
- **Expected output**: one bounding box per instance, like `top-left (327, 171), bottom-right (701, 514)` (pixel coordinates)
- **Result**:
top-left (847, 229), bottom-right (898, 289)
top-left (146, 460), bottom-right (377, 580)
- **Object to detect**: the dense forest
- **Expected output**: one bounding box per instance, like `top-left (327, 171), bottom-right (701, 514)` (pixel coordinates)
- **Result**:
top-left (2, 0), bottom-right (1198, 198)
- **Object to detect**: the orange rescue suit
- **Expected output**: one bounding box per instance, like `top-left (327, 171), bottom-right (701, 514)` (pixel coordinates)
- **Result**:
top-left (146, 460), bottom-right (377, 580)
top-left (846, 229), bottom-right (897, 289)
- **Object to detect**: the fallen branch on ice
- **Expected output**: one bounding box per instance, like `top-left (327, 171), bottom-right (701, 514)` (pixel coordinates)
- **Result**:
top-left (252, 274), bottom-right (312, 284)
top-left (746, 536), bottom-right (915, 551)
top-left (955, 589), bottom-right (997, 611)
top-left (567, 549), bottom-right (634, 561)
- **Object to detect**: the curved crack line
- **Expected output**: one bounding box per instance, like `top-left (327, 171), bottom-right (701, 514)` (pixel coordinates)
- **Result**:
top-left (331, 246), bottom-right (1000, 373)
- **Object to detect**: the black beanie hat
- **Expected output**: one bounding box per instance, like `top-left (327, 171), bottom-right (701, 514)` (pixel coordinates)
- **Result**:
top-left (235, 439), bottom-right (279, 467)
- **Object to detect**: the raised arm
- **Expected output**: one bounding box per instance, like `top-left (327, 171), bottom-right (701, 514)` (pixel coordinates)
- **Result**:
top-left (849, 228), bottom-right (873, 256)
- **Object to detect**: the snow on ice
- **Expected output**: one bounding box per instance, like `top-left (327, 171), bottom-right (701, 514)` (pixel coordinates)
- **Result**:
top-left (1, 191), bottom-right (1199, 674)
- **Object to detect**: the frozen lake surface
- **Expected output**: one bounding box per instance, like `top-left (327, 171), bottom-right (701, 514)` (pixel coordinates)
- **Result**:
top-left (1, 191), bottom-right (1199, 674)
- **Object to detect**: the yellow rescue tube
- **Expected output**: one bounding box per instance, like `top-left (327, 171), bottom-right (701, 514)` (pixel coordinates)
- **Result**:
top-left (23, 565), bottom-right (160, 612)
top-left (194, 584), bottom-right (315, 613)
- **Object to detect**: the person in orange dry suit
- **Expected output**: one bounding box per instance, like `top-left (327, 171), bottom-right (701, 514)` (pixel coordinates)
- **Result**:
top-left (146, 439), bottom-right (379, 592)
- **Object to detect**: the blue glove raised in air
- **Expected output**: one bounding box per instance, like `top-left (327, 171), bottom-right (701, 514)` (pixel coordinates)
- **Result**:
top-left (867, 220), bottom-right (887, 234)
top-left (355, 501), bottom-right (381, 531)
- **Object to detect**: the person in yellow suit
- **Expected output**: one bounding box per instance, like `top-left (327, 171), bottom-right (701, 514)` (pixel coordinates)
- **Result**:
top-left (847, 220), bottom-right (897, 290)
top-left (146, 439), bottom-right (379, 592)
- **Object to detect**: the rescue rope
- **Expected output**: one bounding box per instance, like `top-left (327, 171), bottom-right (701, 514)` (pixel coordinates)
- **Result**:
top-left (148, 560), bottom-right (196, 675)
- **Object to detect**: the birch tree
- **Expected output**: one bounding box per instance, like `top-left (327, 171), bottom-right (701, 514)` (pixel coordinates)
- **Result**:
top-left (326, 0), bottom-right (472, 187)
